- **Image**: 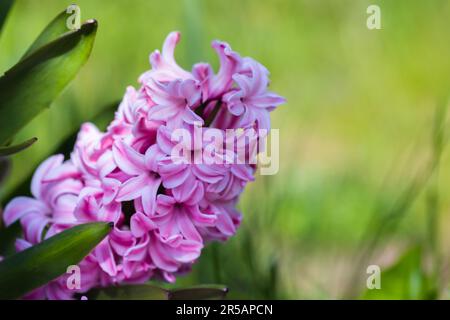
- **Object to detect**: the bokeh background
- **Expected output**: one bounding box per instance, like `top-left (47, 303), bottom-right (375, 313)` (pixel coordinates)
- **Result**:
top-left (1, 0), bottom-right (450, 299)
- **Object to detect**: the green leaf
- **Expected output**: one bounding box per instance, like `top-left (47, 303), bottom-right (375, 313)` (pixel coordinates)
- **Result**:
top-left (0, 222), bottom-right (112, 300)
top-left (0, 157), bottom-right (11, 186)
top-left (0, 221), bottom-right (21, 257)
top-left (360, 246), bottom-right (435, 300)
top-left (169, 285), bottom-right (229, 300)
top-left (0, 19), bottom-right (97, 146)
top-left (0, 137), bottom-right (37, 156)
top-left (22, 9), bottom-right (73, 60)
top-left (90, 284), bottom-right (229, 300)
top-left (0, 0), bottom-right (14, 33)
top-left (92, 284), bottom-right (170, 300)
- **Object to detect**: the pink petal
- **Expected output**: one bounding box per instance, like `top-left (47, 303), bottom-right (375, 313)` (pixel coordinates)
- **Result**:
top-left (160, 166), bottom-right (190, 189)
top-left (148, 104), bottom-right (180, 122)
top-left (182, 108), bottom-right (204, 125)
top-left (131, 212), bottom-right (157, 237)
top-left (124, 234), bottom-right (150, 261)
top-left (42, 162), bottom-right (80, 183)
top-left (95, 238), bottom-right (118, 277)
top-left (177, 210), bottom-right (202, 242)
top-left (15, 238), bottom-right (33, 252)
top-left (155, 195), bottom-right (176, 216)
top-left (162, 31), bottom-right (181, 65)
top-left (21, 213), bottom-right (50, 244)
top-left (102, 178), bottom-right (121, 205)
top-left (110, 228), bottom-right (135, 256)
top-left (116, 174), bottom-right (149, 202)
top-left (231, 165), bottom-right (255, 182)
top-left (188, 205), bottom-right (216, 227)
top-left (74, 193), bottom-right (100, 222)
top-left (149, 234), bottom-right (179, 272)
top-left (112, 140), bottom-right (146, 176)
top-left (3, 197), bottom-right (48, 226)
top-left (31, 155), bottom-right (64, 199)
top-left (169, 239), bottom-right (203, 263)
top-left (144, 144), bottom-right (165, 172)
top-left (216, 211), bottom-right (237, 237)
top-left (156, 125), bottom-right (176, 155)
top-left (141, 177), bottom-right (161, 216)
top-left (209, 41), bottom-right (241, 98)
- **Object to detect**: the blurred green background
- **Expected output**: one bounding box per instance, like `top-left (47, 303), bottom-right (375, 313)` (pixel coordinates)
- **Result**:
top-left (1, 0), bottom-right (450, 299)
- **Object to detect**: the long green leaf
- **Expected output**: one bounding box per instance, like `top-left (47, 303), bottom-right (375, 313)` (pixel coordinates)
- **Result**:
top-left (0, 0), bottom-right (14, 33)
top-left (169, 285), bottom-right (229, 300)
top-left (0, 19), bottom-right (97, 145)
top-left (0, 222), bottom-right (112, 300)
top-left (93, 284), bottom-right (170, 300)
top-left (22, 9), bottom-right (73, 60)
top-left (91, 284), bottom-right (229, 300)
top-left (0, 137), bottom-right (37, 156)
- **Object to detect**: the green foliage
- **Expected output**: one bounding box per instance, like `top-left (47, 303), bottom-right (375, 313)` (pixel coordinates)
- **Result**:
top-left (0, 0), bottom-right (14, 33)
top-left (0, 20), bottom-right (97, 146)
top-left (0, 157), bottom-right (11, 186)
top-left (0, 222), bottom-right (112, 300)
top-left (361, 247), bottom-right (435, 300)
top-left (91, 284), bottom-right (228, 300)
top-left (169, 285), bottom-right (228, 300)
top-left (0, 221), bottom-right (21, 257)
top-left (0, 1), bottom-right (449, 300)
top-left (92, 284), bottom-right (169, 300)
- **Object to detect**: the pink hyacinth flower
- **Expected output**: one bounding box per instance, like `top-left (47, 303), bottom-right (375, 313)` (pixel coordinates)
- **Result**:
top-left (224, 58), bottom-right (286, 130)
top-left (113, 140), bottom-right (164, 216)
top-left (146, 78), bottom-right (204, 129)
top-left (139, 31), bottom-right (192, 84)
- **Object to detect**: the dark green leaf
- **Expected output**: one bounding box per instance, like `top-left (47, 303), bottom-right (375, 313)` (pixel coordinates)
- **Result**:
top-left (0, 222), bottom-right (112, 300)
top-left (0, 0), bottom-right (14, 33)
top-left (0, 221), bottom-right (21, 257)
top-left (0, 137), bottom-right (37, 156)
top-left (92, 284), bottom-right (169, 300)
top-left (0, 19), bottom-right (97, 145)
top-left (0, 156), bottom-right (11, 186)
top-left (91, 283), bottom-right (228, 300)
top-left (169, 285), bottom-right (229, 300)
top-left (22, 9), bottom-right (73, 60)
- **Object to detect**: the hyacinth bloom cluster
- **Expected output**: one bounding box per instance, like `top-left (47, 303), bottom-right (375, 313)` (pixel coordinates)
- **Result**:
top-left (2, 32), bottom-right (285, 299)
